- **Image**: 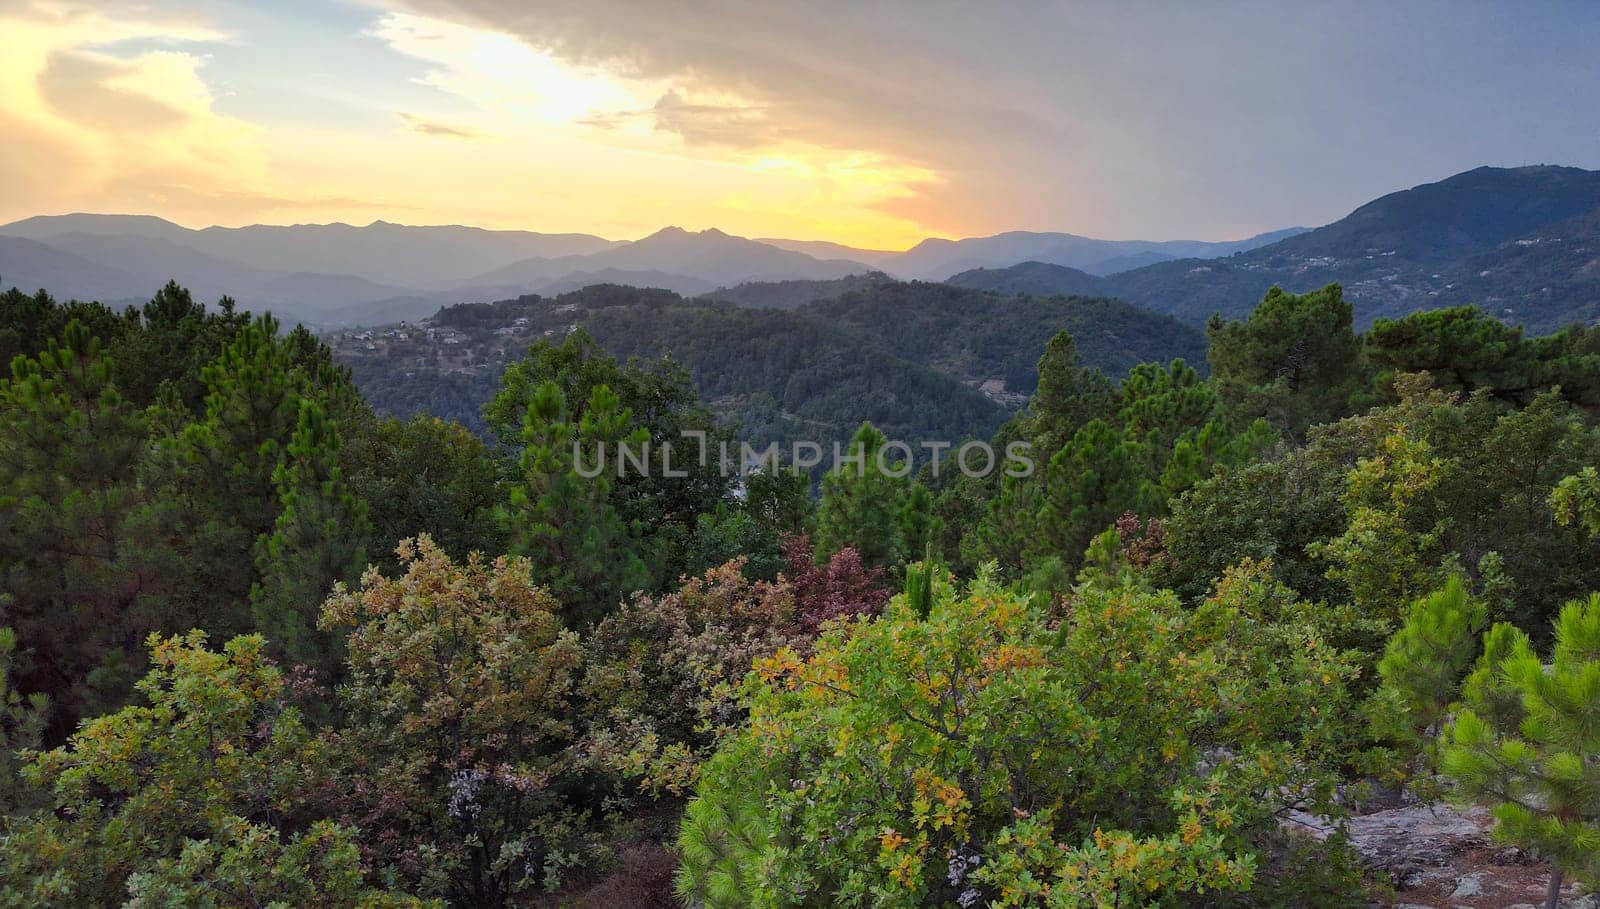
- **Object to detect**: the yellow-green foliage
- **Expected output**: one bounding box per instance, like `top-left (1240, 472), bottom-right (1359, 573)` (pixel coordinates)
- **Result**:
top-left (1552, 466), bottom-right (1600, 537)
top-left (0, 632), bottom-right (428, 908)
top-left (676, 561), bottom-right (1361, 907)
top-left (315, 535), bottom-right (591, 905)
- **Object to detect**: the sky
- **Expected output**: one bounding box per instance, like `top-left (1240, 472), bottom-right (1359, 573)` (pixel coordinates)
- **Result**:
top-left (2, 0), bottom-right (1598, 249)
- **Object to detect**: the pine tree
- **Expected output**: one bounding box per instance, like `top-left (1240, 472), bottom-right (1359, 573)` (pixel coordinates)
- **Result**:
top-left (148, 312), bottom-right (371, 649)
top-left (341, 413), bottom-right (505, 570)
top-left (1028, 330), bottom-right (1115, 456)
top-left (1207, 283), bottom-right (1363, 437)
top-left (501, 380), bottom-right (650, 624)
top-left (250, 399), bottom-right (370, 669)
top-left (742, 464), bottom-right (811, 537)
top-left (179, 314), bottom-right (308, 543)
top-left (0, 320), bottom-right (153, 721)
top-left (813, 423), bottom-right (917, 572)
top-left (1372, 577), bottom-right (1486, 751)
top-left (111, 281), bottom-right (247, 409)
top-left (1115, 358), bottom-right (1265, 512)
top-left (1034, 418), bottom-right (1140, 564)
top-left (1441, 594), bottom-right (1600, 908)
top-left (1365, 305), bottom-right (1600, 410)
top-left (0, 624), bottom-right (47, 814)
top-left (962, 473), bottom-right (1037, 575)
top-left (486, 328), bottom-right (734, 583)
top-left (896, 481), bottom-right (941, 565)
top-left (1382, 586), bottom-right (1600, 908)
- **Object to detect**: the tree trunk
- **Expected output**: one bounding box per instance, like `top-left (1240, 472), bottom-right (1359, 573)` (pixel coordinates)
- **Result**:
top-left (1544, 866), bottom-right (1564, 909)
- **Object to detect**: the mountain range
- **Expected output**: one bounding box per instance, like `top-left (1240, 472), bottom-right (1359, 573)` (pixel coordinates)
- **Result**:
top-left (952, 165), bottom-right (1600, 333)
top-left (0, 213), bottom-right (1299, 328)
top-left (3, 165), bottom-right (1598, 334)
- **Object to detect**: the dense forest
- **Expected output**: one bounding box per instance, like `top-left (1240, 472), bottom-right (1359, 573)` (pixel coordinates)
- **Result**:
top-left (333, 280), bottom-right (1206, 446)
top-left (3, 277), bottom-right (1600, 907)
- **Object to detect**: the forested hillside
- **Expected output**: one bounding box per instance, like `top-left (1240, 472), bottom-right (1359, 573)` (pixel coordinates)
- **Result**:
top-left (946, 260), bottom-right (1108, 297)
top-left (335, 284), bottom-right (1011, 446)
top-left (335, 280), bottom-right (1204, 444)
top-left (5, 275), bottom-right (1600, 907)
top-left (696, 270), bottom-right (898, 310)
top-left (795, 281), bottom-right (1207, 397)
top-left (959, 166), bottom-right (1600, 334)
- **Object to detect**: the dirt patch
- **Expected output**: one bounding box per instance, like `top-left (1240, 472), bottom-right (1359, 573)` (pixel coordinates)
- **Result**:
top-left (531, 841), bottom-right (679, 908)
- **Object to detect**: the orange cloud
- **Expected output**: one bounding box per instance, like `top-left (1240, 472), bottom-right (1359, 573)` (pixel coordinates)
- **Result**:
top-left (0, 2), bottom-right (950, 247)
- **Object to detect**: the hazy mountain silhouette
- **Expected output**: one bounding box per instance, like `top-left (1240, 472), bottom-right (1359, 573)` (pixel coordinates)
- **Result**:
top-left (6, 166), bottom-right (1599, 331)
top-left (1097, 165), bottom-right (1600, 330)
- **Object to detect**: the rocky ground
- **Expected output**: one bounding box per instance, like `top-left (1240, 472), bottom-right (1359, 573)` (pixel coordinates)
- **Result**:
top-left (1287, 803), bottom-right (1595, 908)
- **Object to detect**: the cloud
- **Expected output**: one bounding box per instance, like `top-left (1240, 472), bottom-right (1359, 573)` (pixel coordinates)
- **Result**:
top-left (0, 2), bottom-right (282, 224)
top-left (579, 89), bottom-right (778, 148)
top-left (0, 2), bottom-right (432, 229)
top-left (397, 111), bottom-right (480, 138)
top-left (647, 90), bottom-right (775, 147)
top-left (369, 12), bottom-right (657, 127)
top-left (0, 0), bottom-right (946, 245)
top-left (368, 0), bottom-right (1600, 240)
top-left (361, 7), bottom-right (949, 242)
top-left (36, 51), bottom-right (190, 132)
top-left (376, 1), bottom-right (1054, 164)
top-left (11, 0), bottom-right (1591, 246)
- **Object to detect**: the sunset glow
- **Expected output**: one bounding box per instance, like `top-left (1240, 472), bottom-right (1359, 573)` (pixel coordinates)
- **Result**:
top-left (3, 1), bottom-right (1596, 244)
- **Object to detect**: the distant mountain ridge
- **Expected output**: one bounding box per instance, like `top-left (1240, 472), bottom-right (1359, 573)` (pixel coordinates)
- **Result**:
top-left (6, 165), bottom-right (1600, 332)
top-left (1093, 165), bottom-right (1600, 332)
top-left (0, 213), bottom-right (1302, 327)
top-left (759, 231), bottom-right (1309, 278)
top-left (0, 215), bottom-right (620, 287)
top-left (463, 226), bottom-right (870, 290)
top-left (881, 227), bottom-right (1309, 280)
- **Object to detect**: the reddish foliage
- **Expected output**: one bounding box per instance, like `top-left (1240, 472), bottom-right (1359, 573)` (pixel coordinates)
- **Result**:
top-left (780, 533), bottom-right (891, 632)
top-left (1114, 513), bottom-right (1170, 570)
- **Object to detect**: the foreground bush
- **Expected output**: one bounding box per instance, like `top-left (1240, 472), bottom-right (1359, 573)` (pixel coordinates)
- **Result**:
top-left (584, 544), bottom-right (889, 797)
top-left (675, 564), bottom-right (1361, 907)
top-left (0, 633), bottom-right (427, 908)
top-left (313, 536), bottom-right (594, 906)
top-left (1382, 586), bottom-right (1600, 908)
top-left (584, 558), bottom-right (807, 795)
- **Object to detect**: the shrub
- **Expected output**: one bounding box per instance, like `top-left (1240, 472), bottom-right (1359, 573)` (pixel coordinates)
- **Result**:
top-left (0, 632), bottom-right (423, 907)
top-left (675, 564), bottom-right (1360, 907)
top-left (780, 532), bottom-right (891, 631)
top-left (583, 559), bottom-right (806, 795)
top-left (313, 536), bottom-right (592, 906)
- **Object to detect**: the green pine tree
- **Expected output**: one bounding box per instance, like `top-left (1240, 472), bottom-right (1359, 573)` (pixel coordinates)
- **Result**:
top-left (250, 399), bottom-right (370, 669)
top-left (1035, 418), bottom-right (1140, 564)
top-left (1382, 586), bottom-right (1600, 908)
top-left (1442, 594), bottom-right (1600, 907)
top-left (0, 320), bottom-right (153, 722)
top-left (1207, 283), bottom-right (1363, 437)
top-left (813, 422), bottom-right (921, 572)
top-left (501, 380), bottom-right (650, 624)
top-left (0, 624), bottom-right (48, 814)
top-left (1372, 577), bottom-right (1486, 753)
top-left (1028, 330), bottom-right (1115, 456)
